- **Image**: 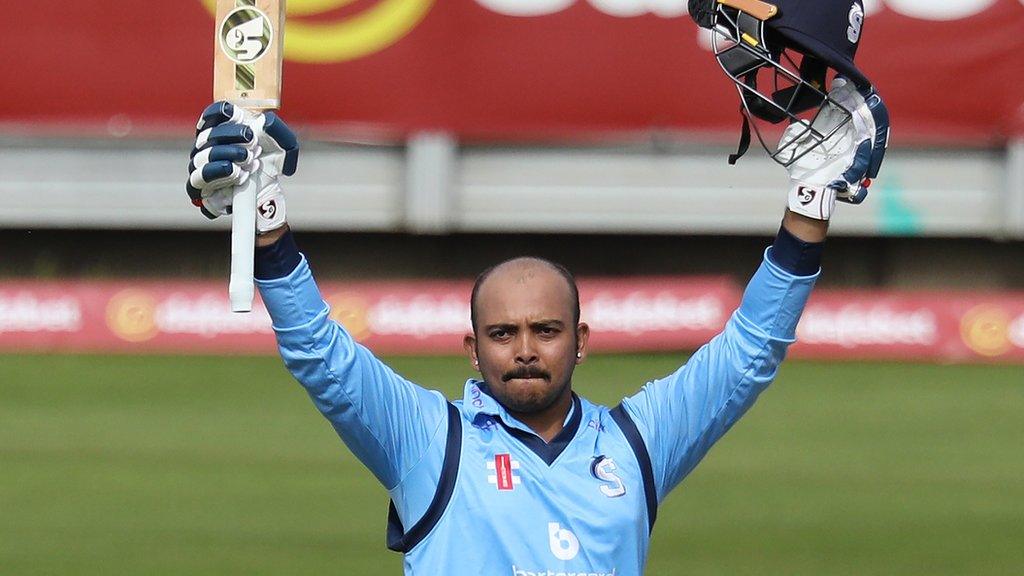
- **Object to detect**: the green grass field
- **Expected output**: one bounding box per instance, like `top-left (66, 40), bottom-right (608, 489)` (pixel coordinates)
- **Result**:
top-left (2, 353), bottom-right (1022, 575)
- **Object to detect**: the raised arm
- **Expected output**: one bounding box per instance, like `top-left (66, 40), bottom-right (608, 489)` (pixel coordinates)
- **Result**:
top-left (621, 80), bottom-right (889, 500)
top-left (256, 230), bottom-right (448, 489)
top-left (187, 103), bottom-right (448, 489)
top-left (620, 221), bottom-right (820, 499)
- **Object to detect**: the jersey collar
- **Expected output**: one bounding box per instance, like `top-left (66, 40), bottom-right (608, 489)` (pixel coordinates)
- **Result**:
top-left (462, 379), bottom-right (583, 466)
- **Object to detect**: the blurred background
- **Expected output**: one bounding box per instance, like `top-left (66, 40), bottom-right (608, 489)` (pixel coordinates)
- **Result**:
top-left (1, 1), bottom-right (1022, 574)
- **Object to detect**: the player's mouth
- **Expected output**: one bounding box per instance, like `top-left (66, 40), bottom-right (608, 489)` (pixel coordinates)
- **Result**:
top-left (507, 377), bottom-right (546, 385)
top-left (502, 368), bottom-right (550, 383)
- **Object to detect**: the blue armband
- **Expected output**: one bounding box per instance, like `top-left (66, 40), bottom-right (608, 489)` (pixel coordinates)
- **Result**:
top-left (768, 225), bottom-right (824, 276)
top-left (255, 229), bottom-right (302, 280)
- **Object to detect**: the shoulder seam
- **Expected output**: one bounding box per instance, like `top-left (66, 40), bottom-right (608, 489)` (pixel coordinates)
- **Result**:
top-left (610, 404), bottom-right (658, 534)
top-left (387, 402), bottom-right (463, 553)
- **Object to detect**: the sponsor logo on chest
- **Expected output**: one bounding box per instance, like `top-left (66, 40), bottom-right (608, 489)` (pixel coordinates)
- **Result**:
top-left (487, 453), bottom-right (522, 491)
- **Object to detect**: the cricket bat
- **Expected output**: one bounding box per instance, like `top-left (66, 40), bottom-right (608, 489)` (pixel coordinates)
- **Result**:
top-left (214, 0), bottom-right (286, 313)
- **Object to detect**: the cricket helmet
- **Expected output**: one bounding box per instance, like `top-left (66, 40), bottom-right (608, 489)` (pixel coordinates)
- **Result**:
top-left (690, 0), bottom-right (871, 165)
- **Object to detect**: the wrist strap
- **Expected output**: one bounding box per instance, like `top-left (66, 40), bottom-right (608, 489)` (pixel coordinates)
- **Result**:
top-left (255, 229), bottom-right (302, 280)
top-left (768, 224), bottom-right (824, 276)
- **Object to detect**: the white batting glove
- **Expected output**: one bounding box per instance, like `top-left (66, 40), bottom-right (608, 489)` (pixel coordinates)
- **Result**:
top-left (186, 102), bottom-right (299, 234)
top-left (780, 78), bottom-right (890, 220)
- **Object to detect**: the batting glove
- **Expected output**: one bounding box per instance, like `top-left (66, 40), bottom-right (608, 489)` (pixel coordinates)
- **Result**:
top-left (186, 101), bottom-right (299, 234)
top-left (781, 78), bottom-right (890, 221)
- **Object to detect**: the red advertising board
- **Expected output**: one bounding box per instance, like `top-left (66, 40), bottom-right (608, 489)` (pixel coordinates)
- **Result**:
top-left (2, 277), bottom-right (1024, 364)
top-left (0, 276), bottom-right (738, 356)
top-left (792, 290), bottom-right (1024, 363)
top-left (2, 1), bottom-right (1022, 144)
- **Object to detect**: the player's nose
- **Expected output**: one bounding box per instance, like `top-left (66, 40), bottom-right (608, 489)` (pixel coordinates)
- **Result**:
top-left (514, 333), bottom-right (539, 365)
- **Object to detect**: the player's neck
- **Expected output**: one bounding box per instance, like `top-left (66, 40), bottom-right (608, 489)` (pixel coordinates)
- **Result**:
top-left (510, 388), bottom-right (574, 443)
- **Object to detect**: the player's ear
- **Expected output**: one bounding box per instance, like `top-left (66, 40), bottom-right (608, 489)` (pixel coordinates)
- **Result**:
top-left (575, 322), bottom-right (590, 364)
top-left (463, 333), bottom-right (480, 371)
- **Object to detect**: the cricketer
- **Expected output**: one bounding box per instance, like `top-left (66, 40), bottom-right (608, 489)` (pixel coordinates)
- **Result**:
top-left (185, 1), bottom-right (889, 573)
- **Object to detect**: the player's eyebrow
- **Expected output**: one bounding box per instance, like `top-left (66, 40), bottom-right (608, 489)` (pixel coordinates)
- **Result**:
top-left (483, 320), bottom-right (565, 332)
top-left (530, 319), bottom-right (565, 329)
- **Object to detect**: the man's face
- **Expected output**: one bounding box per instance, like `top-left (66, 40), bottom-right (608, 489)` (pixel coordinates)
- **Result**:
top-left (464, 262), bottom-right (588, 416)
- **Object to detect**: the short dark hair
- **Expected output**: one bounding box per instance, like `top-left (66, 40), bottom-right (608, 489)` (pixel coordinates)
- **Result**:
top-left (470, 257), bottom-right (580, 333)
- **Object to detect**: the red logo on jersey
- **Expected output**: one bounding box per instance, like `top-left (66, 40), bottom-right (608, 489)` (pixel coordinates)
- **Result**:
top-left (487, 453), bottom-right (520, 491)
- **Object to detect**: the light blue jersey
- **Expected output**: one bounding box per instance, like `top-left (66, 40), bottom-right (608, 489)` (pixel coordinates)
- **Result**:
top-left (256, 248), bottom-right (817, 575)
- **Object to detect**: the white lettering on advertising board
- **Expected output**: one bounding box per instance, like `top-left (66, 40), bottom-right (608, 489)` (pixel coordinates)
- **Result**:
top-left (798, 306), bottom-right (938, 348)
top-left (369, 296), bottom-right (471, 338)
top-left (584, 293), bottom-right (724, 334)
top-left (1009, 313), bottom-right (1024, 349)
top-left (0, 293), bottom-right (81, 333)
top-left (476, 0), bottom-right (1003, 20)
top-left (155, 294), bottom-right (273, 337)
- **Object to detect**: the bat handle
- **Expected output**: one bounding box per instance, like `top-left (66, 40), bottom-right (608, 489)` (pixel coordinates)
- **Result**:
top-left (229, 172), bottom-right (259, 313)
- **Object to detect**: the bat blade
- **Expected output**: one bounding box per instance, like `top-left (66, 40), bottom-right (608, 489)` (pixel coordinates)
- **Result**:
top-left (214, 0), bottom-right (285, 110)
top-left (213, 0), bottom-right (286, 313)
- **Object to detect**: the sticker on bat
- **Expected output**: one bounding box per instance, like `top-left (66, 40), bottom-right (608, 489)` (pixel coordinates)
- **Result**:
top-left (219, 7), bottom-right (274, 65)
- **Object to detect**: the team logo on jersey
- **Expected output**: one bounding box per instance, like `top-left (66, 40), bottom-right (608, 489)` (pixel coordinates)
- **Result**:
top-left (487, 453), bottom-right (521, 491)
top-left (591, 456), bottom-right (626, 498)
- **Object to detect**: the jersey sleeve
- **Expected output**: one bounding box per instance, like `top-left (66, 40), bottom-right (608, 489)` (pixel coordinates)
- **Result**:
top-left (255, 256), bottom-right (449, 490)
top-left (620, 248), bottom-right (818, 500)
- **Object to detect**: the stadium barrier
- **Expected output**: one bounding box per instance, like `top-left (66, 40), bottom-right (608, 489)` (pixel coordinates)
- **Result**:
top-left (7, 0), bottom-right (1023, 144)
top-left (2, 278), bottom-right (1023, 364)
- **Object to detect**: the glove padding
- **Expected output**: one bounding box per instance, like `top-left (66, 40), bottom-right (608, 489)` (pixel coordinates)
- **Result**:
top-left (780, 78), bottom-right (890, 221)
top-left (186, 102), bottom-right (299, 234)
